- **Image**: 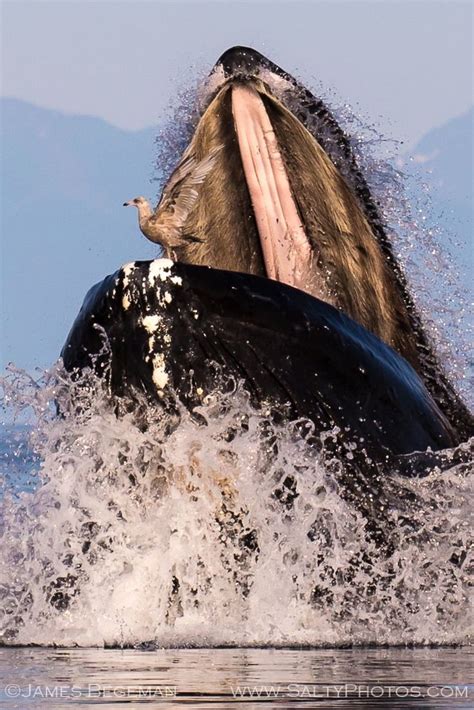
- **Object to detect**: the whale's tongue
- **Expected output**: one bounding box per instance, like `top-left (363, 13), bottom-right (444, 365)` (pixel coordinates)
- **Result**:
top-left (231, 83), bottom-right (326, 299)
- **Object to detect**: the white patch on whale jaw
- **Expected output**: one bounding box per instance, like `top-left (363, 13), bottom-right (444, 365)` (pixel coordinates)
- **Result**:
top-left (121, 262), bottom-right (137, 311)
top-left (144, 260), bottom-right (183, 397)
top-left (151, 352), bottom-right (169, 391)
top-left (119, 259), bottom-right (185, 398)
top-left (148, 258), bottom-right (183, 288)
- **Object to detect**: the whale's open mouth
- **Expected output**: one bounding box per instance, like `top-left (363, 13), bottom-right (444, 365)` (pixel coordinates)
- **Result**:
top-left (151, 47), bottom-right (472, 443)
top-left (163, 47), bottom-right (418, 364)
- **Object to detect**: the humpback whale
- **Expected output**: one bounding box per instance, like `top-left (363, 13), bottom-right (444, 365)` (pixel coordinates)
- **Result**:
top-left (62, 47), bottom-right (472, 472)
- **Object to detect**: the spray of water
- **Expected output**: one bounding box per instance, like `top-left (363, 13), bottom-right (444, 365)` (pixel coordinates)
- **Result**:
top-left (0, 364), bottom-right (472, 648)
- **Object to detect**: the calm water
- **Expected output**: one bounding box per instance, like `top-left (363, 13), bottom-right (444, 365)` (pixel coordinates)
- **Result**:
top-left (0, 647), bottom-right (472, 708)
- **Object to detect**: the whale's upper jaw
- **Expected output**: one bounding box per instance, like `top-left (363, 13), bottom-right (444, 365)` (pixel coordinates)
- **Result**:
top-left (213, 46), bottom-right (309, 95)
top-left (216, 46), bottom-right (274, 80)
top-left (212, 46), bottom-right (301, 93)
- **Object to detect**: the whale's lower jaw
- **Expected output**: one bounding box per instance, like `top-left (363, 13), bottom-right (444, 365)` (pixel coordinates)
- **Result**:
top-left (61, 260), bottom-right (456, 461)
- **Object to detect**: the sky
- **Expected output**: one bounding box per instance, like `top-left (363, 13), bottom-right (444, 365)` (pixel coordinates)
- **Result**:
top-left (0, 0), bottom-right (472, 373)
top-left (1, 0), bottom-right (473, 149)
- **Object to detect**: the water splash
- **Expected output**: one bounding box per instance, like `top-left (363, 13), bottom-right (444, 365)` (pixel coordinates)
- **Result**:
top-left (0, 367), bottom-right (471, 648)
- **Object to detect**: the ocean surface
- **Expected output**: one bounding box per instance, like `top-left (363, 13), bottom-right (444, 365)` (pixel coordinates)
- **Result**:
top-left (0, 647), bottom-right (472, 708)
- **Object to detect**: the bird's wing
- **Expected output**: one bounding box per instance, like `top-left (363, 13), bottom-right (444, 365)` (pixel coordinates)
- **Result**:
top-left (158, 144), bottom-right (196, 207)
top-left (156, 145), bottom-right (222, 228)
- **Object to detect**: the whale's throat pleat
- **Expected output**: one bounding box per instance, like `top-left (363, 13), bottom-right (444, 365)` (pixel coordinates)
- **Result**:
top-left (231, 83), bottom-right (420, 361)
top-left (231, 84), bottom-right (327, 301)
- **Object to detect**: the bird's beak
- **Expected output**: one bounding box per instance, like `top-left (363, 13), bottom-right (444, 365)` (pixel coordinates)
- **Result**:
top-left (123, 201), bottom-right (132, 207)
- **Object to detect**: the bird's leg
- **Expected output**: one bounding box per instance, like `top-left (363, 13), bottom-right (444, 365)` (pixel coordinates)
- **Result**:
top-left (164, 247), bottom-right (177, 262)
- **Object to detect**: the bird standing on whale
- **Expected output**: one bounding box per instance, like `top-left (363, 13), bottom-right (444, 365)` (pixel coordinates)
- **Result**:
top-left (123, 146), bottom-right (221, 258)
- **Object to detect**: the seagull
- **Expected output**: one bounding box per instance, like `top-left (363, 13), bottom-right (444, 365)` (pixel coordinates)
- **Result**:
top-left (123, 145), bottom-right (222, 258)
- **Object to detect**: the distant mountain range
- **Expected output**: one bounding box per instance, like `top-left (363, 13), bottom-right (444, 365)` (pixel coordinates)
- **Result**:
top-left (401, 105), bottom-right (472, 283)
top-left (1, 98), bottom-right (159, 370)
top-left (410, 106), bottom-right (472, 218)
top-left (1, 97), bottom-right (472, 370)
